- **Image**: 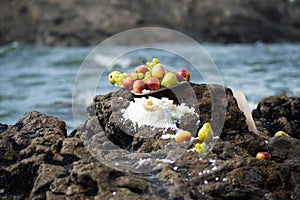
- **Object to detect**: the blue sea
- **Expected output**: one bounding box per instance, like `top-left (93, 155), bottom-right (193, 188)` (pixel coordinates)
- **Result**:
top-left (1, 42), bottom-right (299, 133)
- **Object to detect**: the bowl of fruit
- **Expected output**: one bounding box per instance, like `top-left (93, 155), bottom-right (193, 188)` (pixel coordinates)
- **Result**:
top-left (108, 58), bottom-right (191, 95)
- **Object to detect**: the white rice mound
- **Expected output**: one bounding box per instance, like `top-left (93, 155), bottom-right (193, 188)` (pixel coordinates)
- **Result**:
top-left (122, 96), bottom-right (197, 130)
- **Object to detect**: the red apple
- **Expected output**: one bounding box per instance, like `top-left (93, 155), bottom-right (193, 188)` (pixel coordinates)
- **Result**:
top-left (176, 69), bottom-right (190, 82)
top-left (133, 80), bottom-right (146, 94)
top-left (146, 77), bottom-right (160, 91)
top-left (122, 77), bottom-right (135, 90)
top-left (256, 152), bottom-right (271, 160)
top-left (151, 63), bottom-right (165, 79)
top-left (134, 65), bottom-right (149, 74)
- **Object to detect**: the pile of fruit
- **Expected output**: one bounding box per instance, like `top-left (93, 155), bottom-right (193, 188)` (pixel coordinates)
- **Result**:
top-left (108, 58), bottom-right (191, 94)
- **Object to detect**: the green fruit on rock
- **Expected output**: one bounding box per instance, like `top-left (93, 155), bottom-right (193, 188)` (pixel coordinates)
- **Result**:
top-left (108, 71), bottom-right (120, 85)
top-left (161, 72), bottom-right (178, 87)
top-left (194, 143), bottom-right (206, 154)
top-left (198, 122), bottom-right (213, 143)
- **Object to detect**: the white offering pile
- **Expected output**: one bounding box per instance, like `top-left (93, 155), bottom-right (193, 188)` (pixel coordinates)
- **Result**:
top-left (122, 96), bottom-right (197, 130)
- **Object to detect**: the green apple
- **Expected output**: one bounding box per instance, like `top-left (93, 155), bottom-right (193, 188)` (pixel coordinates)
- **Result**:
top-left (161, 72), bottom-right (178, 87)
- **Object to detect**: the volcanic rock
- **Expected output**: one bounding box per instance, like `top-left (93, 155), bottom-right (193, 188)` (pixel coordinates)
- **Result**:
top-left (1, 84), bottom-right (300, 199)
top-left (253, 93), bottom-right (300, 139)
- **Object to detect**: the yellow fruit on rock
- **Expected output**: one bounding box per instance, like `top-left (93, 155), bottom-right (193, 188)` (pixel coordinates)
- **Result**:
top-left (274, 131), bottom-right (290, 137)
top-left (198, 122), bottom-right (213, 143)
top-left (194, 143), bottom-right (206, 154)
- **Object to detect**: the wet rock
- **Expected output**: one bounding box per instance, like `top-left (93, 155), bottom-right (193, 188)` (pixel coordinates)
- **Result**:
top-left (0, 111), bottom-right (68, 199)
top-left (267, 135), bottom-right (300, 162)
top-left (29, 164), bottom-right (65, 199)
top-left (0, 123), bottom-right (8, 133)
top-left (1, 0), bottom-right (300, 46)
top-left (253, 94), bottom-right (300, 139)
top-left (1, 84), bottom-right (300, 199)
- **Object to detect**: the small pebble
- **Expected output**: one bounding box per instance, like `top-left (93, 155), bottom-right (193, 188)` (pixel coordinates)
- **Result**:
top-left (173, 166), bottom-right (178, 171)
top-left (112, 191), bottom-right (116, 196)
top-left (223, 178), bottom-right (227, 182)
top-left (204, 180), bottom-right (208, 184)
top-left (66, 186), bottom-right (73, 196)
top-left (215, 177), bottom-right (219, 181)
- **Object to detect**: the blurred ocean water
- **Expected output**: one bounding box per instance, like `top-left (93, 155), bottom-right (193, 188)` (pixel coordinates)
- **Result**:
top-left (0, 42), bottom-right (299, 133)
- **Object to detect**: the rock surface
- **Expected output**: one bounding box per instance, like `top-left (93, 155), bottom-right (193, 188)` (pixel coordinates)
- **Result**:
top-left (253, 93), bottom-right (300, 139)
top-left (1, 84), bottom-right (300, 199)
top-left (1, 0), bottom-right (300, 46)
